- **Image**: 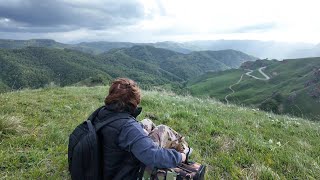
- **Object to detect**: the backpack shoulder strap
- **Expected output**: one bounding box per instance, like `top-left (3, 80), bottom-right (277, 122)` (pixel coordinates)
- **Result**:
top-left (94, 113), bottom-right (131, 131)
top-left (87, 106), bottom-right (105, 121)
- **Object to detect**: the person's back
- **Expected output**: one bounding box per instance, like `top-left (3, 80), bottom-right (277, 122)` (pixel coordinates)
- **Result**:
top-left (94, 107), bottom-right (140, 179)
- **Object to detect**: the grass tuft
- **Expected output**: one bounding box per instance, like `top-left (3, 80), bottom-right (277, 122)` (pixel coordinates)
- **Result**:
top-left (0, 115), bottom-right (24, 137)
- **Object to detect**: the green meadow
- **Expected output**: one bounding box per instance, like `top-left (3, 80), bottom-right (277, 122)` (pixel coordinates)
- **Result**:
top-left (1, 86), bottom-right (320, 179)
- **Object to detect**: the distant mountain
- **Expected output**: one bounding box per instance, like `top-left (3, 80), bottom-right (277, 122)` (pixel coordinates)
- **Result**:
top-left (0, 39), bottom-right (68, 49)
top-left (0, 39), bottom-right (135, 54)
top-left (183, 40), bottom-right (318, 59)
top-left (187, 57), bottom-right (320, 120)
top-left (0, 39), bottom-right (191, 54)
top-left (150, 41), bottom-right (192, 54)
top-left (1, 39), bottom-right (319, 59)
top-left (71, 41), bottom-right (135, 54)
top-left (0, 46), bottom-right (256, 92)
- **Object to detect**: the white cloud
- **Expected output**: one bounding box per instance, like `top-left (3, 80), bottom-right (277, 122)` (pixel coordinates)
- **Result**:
top-left (135, 0), bottom-right (320, 43)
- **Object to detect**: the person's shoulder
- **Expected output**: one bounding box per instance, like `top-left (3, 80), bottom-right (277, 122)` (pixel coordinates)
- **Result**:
top-left (121, 118), bottom-right (146, 134)
top-left (122, 117), bottom-right (140, 128)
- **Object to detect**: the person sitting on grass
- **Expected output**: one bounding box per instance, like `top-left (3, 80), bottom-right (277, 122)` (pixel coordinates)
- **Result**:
top-left (92, 78), bottom-right (191, 179)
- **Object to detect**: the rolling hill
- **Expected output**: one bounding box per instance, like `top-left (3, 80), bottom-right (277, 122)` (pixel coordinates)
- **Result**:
top-left (112, 45), bottom-right (256, 80)
top-left (0, 46), bottom-right (255, 92)
top-left (187, 58), bottom-right (320, 120)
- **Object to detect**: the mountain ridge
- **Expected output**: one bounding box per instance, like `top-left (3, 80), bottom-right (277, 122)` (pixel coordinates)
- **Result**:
top-left (1, 39), bottom-right (319, 59)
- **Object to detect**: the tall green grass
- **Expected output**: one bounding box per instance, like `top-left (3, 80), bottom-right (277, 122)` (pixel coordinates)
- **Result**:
top-left (0, 86), bottom-right (320, 179)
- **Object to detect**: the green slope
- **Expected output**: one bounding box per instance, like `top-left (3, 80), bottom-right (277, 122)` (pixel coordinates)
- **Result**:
top-left (0, 86), bottom-right (319, 179)
top-left (187, 58), bottom-right (320, 120)
top-left (187, 69), bottom-right (246, 98)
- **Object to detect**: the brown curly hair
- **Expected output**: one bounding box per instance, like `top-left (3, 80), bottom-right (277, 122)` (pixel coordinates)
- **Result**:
top-left (105, 78), bottom-right (141, 112)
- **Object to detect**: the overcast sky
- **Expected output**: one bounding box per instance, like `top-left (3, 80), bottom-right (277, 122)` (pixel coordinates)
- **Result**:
top-left (0, 0), bottom-right (319, 43)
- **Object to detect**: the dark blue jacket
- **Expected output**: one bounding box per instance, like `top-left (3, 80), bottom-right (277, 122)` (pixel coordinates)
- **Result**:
top-left (95, 106), bottom-right (182, 179)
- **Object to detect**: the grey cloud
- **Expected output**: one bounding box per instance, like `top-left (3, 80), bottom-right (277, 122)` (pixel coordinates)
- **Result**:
top-left (0, 0), bottom-right (145, 33)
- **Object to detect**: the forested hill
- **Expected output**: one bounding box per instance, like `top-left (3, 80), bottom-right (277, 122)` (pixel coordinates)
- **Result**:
top-left (0, 46), bottom-right (255, 92)
top-left (111, 45), bottom-right (256, 79)
top-left (187, 57), bottom-right (320, 120)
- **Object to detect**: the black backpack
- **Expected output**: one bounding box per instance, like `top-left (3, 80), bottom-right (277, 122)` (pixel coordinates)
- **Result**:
top-left (68, 106), bottom-right (130, 180)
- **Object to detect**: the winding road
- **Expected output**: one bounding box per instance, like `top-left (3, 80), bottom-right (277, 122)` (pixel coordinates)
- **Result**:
top-left (225, 66), bottom-right (270, 104)
top-left (225, 74), bottom-right (244, 105)
top-left (245, 66), bottom-right (270, 80)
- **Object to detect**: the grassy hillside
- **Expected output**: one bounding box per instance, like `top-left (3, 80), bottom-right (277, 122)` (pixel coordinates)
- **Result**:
top-left (1, 86), bottom-right (320, 179)
top-left (187, 58), bottom-right (320, 120)
top-left (187, 69), bottom-right (246, 98)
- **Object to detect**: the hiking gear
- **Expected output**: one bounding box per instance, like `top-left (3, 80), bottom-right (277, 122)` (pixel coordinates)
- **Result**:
top-left (141, 162), bottom-right (206, 180)
top-left (184, 147), bottom-right (193, 163)
top-left (68, 106), bottom-right (132, 180)
top-left (141, 120), bottom-right (189, 154)
top-left (132, 107), bottom-right (142, 118)
top-left (173, 162), bottom-right (206, 180)
top-left (142, 167), bottom-right (178, 180)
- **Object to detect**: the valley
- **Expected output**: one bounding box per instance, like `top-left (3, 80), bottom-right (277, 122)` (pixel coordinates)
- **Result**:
top-left (188, 58), bottom-right (320, 121)
top-left (1, 39), bottom-right (319, 120)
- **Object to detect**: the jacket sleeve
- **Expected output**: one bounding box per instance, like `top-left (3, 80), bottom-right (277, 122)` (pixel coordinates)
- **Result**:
top-left (118, 119), bottom-right (182, 168)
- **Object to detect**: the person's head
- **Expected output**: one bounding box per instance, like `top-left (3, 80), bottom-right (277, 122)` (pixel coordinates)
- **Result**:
top-left (105, 78), bottom-right (141, 113)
